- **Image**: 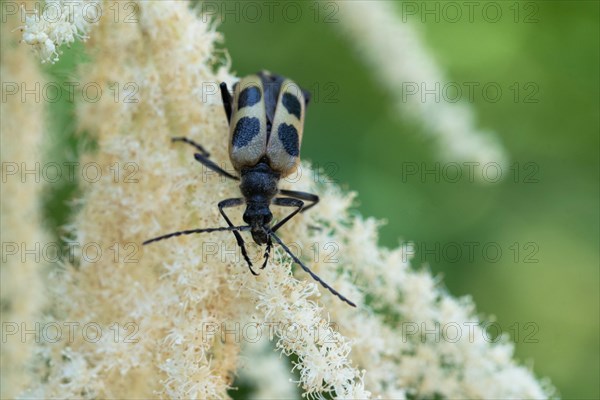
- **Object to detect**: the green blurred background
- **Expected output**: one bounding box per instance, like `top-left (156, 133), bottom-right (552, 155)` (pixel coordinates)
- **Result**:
top-left (42, 1), bottom-right (598, 398)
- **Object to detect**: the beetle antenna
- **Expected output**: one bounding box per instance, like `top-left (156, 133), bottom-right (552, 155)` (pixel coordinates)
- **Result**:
top-left (143, 226), bottom-right (250, 246)
top-left (269, 231), bottom-right (356, 307)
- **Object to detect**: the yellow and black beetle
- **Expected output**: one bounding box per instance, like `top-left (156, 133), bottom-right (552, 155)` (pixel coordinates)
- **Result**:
top-left (144, 71), bottom-right (355, 307)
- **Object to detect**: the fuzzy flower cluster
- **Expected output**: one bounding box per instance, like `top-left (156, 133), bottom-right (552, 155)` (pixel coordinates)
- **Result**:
top-left (20, 0), bottom-right (100, 63)
top-left (334, 0), bottom-right (508, 171)
top-left (8, 1), bottom-right (555, 399)
top-left (1, 6), bottom-right (49, 397)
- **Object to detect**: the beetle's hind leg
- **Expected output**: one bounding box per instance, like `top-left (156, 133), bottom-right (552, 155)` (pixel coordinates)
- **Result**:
top-left (218, 198), bottom-right (257, 275)
top-left (171, 137), bottom-right (239, 181)
top-left (171, 136), bottom-right (210, 157)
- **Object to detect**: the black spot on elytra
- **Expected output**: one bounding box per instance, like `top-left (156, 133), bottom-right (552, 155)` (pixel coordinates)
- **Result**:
top-left (233, 117), bottom-right (260, 148)
top-left (282, 93), bottom-right (301, 119)
top-left (278, 124), bottom-right (299, 157)
top-left (238, 86), bottom-right (261, 109)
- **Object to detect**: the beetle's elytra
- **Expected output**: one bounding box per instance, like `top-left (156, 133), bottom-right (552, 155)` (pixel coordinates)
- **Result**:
top-left (144, 71), bottom-right (355, 307)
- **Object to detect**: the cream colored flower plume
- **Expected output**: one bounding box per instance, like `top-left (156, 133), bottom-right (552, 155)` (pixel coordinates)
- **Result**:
top-left (334, 0), bottom-right (508, 171)
top-left (1, 5), bottom-right (49, 397)
top-left (19, 0), bottom-right (100, 63)
top-left (12, 1), bottom-right (554, 399)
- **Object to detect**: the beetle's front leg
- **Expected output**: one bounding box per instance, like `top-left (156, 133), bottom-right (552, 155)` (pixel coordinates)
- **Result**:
top-left (271, 197), bottom-right (305, 233)
top-left (218, 198), bottom-right (257, 275)
top-left (279, 189), bottom-right (319, 213)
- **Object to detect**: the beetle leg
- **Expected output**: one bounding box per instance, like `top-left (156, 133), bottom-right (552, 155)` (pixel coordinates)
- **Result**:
top-left (261, 236), bottom-right (272, 269)
top-left (193, 153), bottom-right (240, 181)
top-left (172, 136), bottom-right (210, 157)
top-left (279, 189), bottom-right (319, 213)
top-left (218, 198), bottom-right (257, 275)
top-left (171, 136), bottom-right (239, 181)
top-left (301, 88), bottom-right (311, 106)
top-left (271, 197), bottom-right (304, 233)
top-left (220, 82), bottom-right (233, 123)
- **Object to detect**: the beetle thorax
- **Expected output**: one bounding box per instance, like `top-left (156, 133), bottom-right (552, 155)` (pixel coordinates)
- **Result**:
top-left (240, 161), bottom-right (280, 199)
top-left (240, 161), bottom-right (279, 244)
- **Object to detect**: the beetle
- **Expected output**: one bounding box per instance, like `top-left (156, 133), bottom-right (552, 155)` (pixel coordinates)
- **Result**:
top-left (143, 71), bottom-right (355, 307)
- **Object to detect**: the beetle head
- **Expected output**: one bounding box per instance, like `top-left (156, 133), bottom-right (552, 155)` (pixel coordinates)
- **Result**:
top-left (243, 203), bottom-right (272, 245)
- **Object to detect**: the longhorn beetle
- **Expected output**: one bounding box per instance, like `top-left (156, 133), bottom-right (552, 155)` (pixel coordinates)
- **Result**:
top-left (143, 71), bottom-right (356, 307)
